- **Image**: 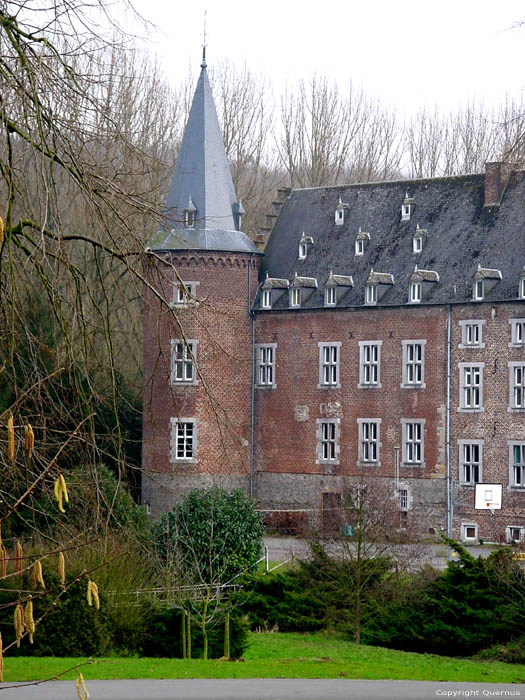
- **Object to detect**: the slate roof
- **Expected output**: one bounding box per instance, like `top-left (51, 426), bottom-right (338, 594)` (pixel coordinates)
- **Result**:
top-left (258, 172), bottom-right (525, 309)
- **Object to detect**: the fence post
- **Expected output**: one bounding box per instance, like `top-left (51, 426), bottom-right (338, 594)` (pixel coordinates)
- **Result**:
top-left (265, 545), bottom-right (269, 572)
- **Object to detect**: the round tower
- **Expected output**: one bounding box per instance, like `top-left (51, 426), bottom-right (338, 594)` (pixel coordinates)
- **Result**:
top-left (142, 52), bottom-right (261, 516)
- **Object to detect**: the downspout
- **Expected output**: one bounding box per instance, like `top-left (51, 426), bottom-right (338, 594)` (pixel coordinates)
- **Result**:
top-left (248, 254), bottom-right (255, 499)
top-left (446, 304), bottom-right (452, 539)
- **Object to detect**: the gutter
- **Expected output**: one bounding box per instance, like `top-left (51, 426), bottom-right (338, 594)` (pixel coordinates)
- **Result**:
top-left (248, 254), bottom-right (256, 499)
top-left (446, 304), bottom-right (452, 539)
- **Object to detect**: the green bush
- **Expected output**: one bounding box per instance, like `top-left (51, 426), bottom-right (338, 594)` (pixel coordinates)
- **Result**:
top-left (477, 637), bottom-right (525, 664)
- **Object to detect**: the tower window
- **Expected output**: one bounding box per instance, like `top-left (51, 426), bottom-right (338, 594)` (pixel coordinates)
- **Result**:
top-left (413, 236), bottom-right (422, 253)
top-left (355, 239), bottom-right (364, 256)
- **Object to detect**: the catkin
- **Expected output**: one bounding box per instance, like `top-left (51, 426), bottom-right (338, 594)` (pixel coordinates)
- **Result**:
top-left (7, 414), bottom-right (14, 463)
top-left (58, 551), bottom-right (65, 589)
top-left (31, 560), bottom-right (45, 589)
top-left (0, 214), bottom-right (4, 248)
top-left (0, 546), bottom-right (6, 579)
top-left (14, 603), bottom-right (24, 648)
top-left (87, 580), bottom-right (99, 610)
top-left (24, 424), bottom-right (34, 459)
top-left (54, 474), bottom-right (69, 513)
top-left (15, 540), bottom-right (23, 575)
top-left (76, 671), bottom-right (89, 700)
top-left (25, 596), bottom-right (34, 644)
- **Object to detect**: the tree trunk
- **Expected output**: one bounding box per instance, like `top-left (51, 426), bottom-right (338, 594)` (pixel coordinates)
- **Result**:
top-left (224, 610), bottom-right (230, 659)
top-left (182, 612), bottom-right (187, 659)
top-left (187, 613), bottom-right (191, 659)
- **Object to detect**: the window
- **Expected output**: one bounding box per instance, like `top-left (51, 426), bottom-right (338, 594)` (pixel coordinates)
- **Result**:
top-left (461, 523), bottom-right (478, 541)
top-left (290, 288), bottom-right (301, 307)
top-left (401, 204), bottom-right (411, 221)
top-left (401, 340), bottom-right (425, 388)
top-left (508, 442), bottom-right (525, 487)
top-left (507, 526), bottom-right (524, 543)
top-left (355, 239), bottom-right (364, 256)
top-left (413, 235), bottom-right (422, 253)
top-left (473, 279), bottom-right (484, 301)
top-left (255, 344), bottom-right (276, 388)
top-left (335, 208), bottom-right (344, 225)
top-left (458, 441), bottom-right (483, 485)
top-left (261, 289), bottom-right (272, 309)
top-left (365, 284), bottom-right (377, 305)
top-left (402, 420), bottom-right (425, 465)
top-left (316, 419), bottom-right (340, 464)
top-left (399, 488), bottom-right (408, 511)
top-left (509, 319), bottom-right (525, 347)
top-left (409, 282), bottom-right (422, 303)
top-left (173, 281), bottom-right (198, 307)
top-left (318, 342), bottom-right (341, 388)
top-left (520, 278), bottom-right (525, 299)
top-left (359, 341), bottom-right (381, 388)
top-left (298, 242), bottom-right (307, 260)
top-left (358, 419), bottom-right (381, 465)
top-left (459, 320), bottom-right (485, 348)
top-left (170, 418), bottom-right (197, 462)
top-left (459, 363), bottom-right (484, 411)
top-left (509, 363), bottom-right (525, 410)
top-left (184, 210), bottom-right (195, 228)
top-left (171, 340), bottom-right (197, 384)
top-left (325, 286), bottom-right (336, 306)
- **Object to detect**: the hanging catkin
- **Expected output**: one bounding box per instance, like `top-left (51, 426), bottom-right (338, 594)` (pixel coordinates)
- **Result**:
top-left (58, 551), bottom-right (66, 589)
top-left (24, 425), bottom-right (34, 459)
top-left (7, 414), bottom-right (14, 463)
top-left (14, 603), bottom-right (24, 648)
top-left (25, 596), bottom-right (35, 644)
top-left (15, 540), bottom-right (23, 575)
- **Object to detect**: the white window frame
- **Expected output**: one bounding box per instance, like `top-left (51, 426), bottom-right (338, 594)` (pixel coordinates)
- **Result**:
top-left (355, 239), bottom-right (364, 256)
top-left (459, 320), bottom-right (486, 349)
top-left (458, 363), bottom-right (484, 412)
top-left (461, 523), bottom-right (478, 542)
top-left (261, 289), bottom-right (272, 309)
top-left (184, 210), bottom-right (195, 228)
top-left (318, 342), bottom-right (341, 389)
top-left (316, 418), bottom-right (340, 464)
top-left (357, 418), bottom-right (381, 466)
top-left (255, 343), bottom-right (276, 389)
top-left (520, 278), bottom-right (525, 300)
top-left (401, 204), bottom-right (411, 221)
top-left (401, 340), bottom-right (426, 388)
top-left (171, 339), bottom-right (198, 385)
top-left (170, 418), bottom-right (197, 463)
top-left (509, 362), bottom-right (525, 411)
top-left (458, 440), bottom-right (483, 485)
top-left (290, 287), bottom-right (301, 307)
top-left (172, 280), bottom-right (199, 307)
top-left (325, 287), bottom-right (336, 306)
top-left (409, 282), bottom-right (422, 304)
top-left (509, 318), bottom-right (525, 347)
top-left (401, 419), bottom-right (425, 466)
top-left (399, 488), bottom-right (409, 511)
top-left (359, 341), bottom-right (382, 388)
top-left (506, 526), bottom-right (525, 543)
top-left (335, 208), bottom-right (344, 225)
top-left (413, 235), bottom-right (422, 254)
top-left (365, 284), bottom-right (377, 305)
top-left (508, 441), bottom-right (525, 488)
top-left (473, 279), bottom-right (484, 301)
top-left (298, 242), bottom-right (307, 260)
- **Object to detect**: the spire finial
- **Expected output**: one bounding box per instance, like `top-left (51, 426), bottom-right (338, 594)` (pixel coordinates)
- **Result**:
top-left (201, 11), bottom-right (207, 68)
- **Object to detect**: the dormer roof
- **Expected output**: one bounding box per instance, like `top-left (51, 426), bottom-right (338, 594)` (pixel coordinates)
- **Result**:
top-left (262, 275), bottom-right (289, 290)
top-left (325, 271), bottom-right (354, 288)
top-left (366, 269), bottom-right (394, 286)
top-left (290, 273), bottom-right (318, 289)
top-left (474, 264), bottom-right (502, 280)
top-left (411, 266), bottom-right (439, 283)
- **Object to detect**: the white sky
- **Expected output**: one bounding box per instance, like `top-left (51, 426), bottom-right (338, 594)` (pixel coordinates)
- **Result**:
top-left (127, 0), bottom-right (525, 117)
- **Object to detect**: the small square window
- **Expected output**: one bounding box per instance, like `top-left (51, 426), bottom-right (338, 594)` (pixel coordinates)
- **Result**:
top-left (365, 284), bottom-right (377, 305)
top-left (173, 281), bottom-right (198, 307)
top-left (507, 526), bottom-right (524, 543)
top-left (461, 523), bottom-right (477, 541)
top-left (459, 320), bottom-right (485, 348)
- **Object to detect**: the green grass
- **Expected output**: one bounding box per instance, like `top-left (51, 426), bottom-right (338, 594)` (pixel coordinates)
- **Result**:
top-left (3, 632), bottom-right (525, 683)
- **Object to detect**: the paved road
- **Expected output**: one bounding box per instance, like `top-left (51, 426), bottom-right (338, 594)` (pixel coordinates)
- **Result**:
top-left (264, 537), bottom-right (501, 570)
top-left (1, 679), bottom-right (524, 700)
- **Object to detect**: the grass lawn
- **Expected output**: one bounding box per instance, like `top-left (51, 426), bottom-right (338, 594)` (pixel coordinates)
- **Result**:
top-left (3, 632), bottom-right (525, 683)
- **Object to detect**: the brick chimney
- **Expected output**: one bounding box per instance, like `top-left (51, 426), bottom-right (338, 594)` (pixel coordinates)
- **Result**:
top-left (484, 162), bottom-right (514, 207)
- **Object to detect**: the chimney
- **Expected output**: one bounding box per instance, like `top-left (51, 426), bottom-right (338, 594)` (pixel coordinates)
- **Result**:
top-left (484, 162), bottom-right (514, 207)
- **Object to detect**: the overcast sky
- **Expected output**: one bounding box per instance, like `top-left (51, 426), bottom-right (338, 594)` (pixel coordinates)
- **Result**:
top-left (126, 0), bottom-right (525, 117)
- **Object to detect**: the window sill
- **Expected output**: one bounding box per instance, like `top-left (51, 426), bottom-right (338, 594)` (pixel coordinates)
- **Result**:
top-left (508, 407), bottom-right (525, 412)
top-left (356, 461), bottom-right (381, 468)
top-left (400, 383), bottom-right (426, 389)
top-left (318, 384), bottom-right (341, 390)
top-left (171, 380), bottom-right (199, 387)
top-left (170, 458), bottom-right (198, 465)
top-left (401, 462), bottom-right (425, 469)
top-left (256, 384), bottom-right (277, 390)
top-left (358, 383), bottom-right (382, 389)
top-left (457, 407), bottom-right (484, 413)
top-left (316, 460), bottom-right (340, 466)
top-left (458, 343), bottom-right (485, 350)
top-left (509, 342), bottom-right (525, 348)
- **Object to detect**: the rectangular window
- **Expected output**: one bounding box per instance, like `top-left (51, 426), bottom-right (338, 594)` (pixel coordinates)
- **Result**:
top-left (170, 418), bottom-right (197, 462)
top-left (509, 442), bottom-right (525, 487)
top-left (365, 284), bottom-right (377, 305)
top-left (359, 341), bottom-right (381, 388)
top-left (409, 282), bottom-right (421, 303)
top-left (298, 243), bottom-right (307, 260)
top-left (459, 363), bottom-right (484, 411)
top-left (459, 320), bottom-right (485, 348)
top-left (325, 287), bottom-right (336, 306)
top-left (262, 289), bottom-right (272, 309)
top-left (171, 340), bottom-right (197, 384)
top-left (509, 363), bottom-right (525, 409)
top-left (402, 420), bottom-right (424, 465)
top-left (290, 288), bottom-right (301, 307)
top-left (255, 344), bottom-right (276, 388)
top-left (459, 441), bottom-right (482, 485)
top-left (173, 281), bottom-right (198, 307)
top-left (319, 343), bottom-right (340, 388)
top-left (316, 419), bottom-right (340, 464)
top-left (473, 280), bottom-right (484, 300)
top-left (358, 419), bottom-right (381, 465)
top-left (509, 319), bottom-right (525, 347)
top-left (401, 340), bottom-right (425, 387)
top-left (413, 236), bottom-right (422, 253)
top-left (520, 278), bottom-right (525, 300)
top-left (461, 523), bottom-right (478, 541)
top-left (399, 488), bottom-right (408, 511)
top-left (507, 526), bottom-right (524, 543)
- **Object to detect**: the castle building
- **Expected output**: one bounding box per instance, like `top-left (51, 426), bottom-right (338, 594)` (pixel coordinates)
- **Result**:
top-left (142, 56), bottom-right (525, 543)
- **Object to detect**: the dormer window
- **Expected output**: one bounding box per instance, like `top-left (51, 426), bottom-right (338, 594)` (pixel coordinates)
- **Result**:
top-left (290, 287), bottom-right (301, 307)
top-left (474, 279), bottom-right (484, 301)
top-left (335, 197), bottom-right (349, 226)
top-left (325, 287), bottom-right (336, 306)
top-left (413, 225), bottom-right (426, 253)
top-left (409, 282), bottom-right (422, 303)
top-left (473, 264), bottom-right (501, 301)
top-left (184, 196), bottom-right (197, 228)
top-left (365, 284), bottom-right (377, 305)
top-left (355, 239), bottom-right (364, 256)
top-left (519, 270), bottom-right (525, 299)
top-left (298, 233), bottom-right (313, 260)
top-left (401, 190), bottom-right (414, 221)
top-left (262, 289), bottom-right (272, 309)
top-left (413, 236), bottom-right (422, 253)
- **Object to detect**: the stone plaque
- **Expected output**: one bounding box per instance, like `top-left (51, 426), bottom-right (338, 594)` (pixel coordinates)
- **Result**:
top-left (294, 405), bottom-right (309, 422)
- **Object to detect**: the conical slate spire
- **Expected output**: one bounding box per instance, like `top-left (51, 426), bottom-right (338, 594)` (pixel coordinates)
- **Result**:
top-left (164, 61), bottom-right (237, 234)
